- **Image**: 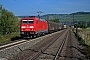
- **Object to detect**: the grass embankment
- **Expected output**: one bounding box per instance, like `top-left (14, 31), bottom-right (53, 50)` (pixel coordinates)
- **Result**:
top-left (0, 32), bottom-right (20, 45)
top-left (78, 28), bottom-right (90, 45)
top-left (74, 28), bottom-right (90, 59)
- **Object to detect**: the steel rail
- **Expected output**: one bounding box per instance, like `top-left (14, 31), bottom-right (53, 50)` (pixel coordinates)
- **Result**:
top-left (53, 30), bottom-right (69, 60)
top-left (29, 30), bottom-right (67, 60)
top-left (0, 40), bottom-right (27, 50)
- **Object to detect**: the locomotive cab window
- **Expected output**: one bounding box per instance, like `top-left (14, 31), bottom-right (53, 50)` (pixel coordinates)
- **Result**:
top-left (22, 20), bottom-right (28, 24)
top-left (28, 20), bottom-right (34, 24)
top-left (22, 20), bottom-right (34, 24)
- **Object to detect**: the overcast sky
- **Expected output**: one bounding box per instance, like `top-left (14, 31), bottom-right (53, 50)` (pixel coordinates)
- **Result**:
top-left (0, 0), bottom-right (90, 16)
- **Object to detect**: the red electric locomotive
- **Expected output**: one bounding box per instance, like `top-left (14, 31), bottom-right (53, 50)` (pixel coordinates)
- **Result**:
top-left (20, 16), bottom-right (48, 38)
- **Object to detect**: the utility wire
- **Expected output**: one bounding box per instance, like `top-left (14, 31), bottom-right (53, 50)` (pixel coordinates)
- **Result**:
top-left (26, 0), bottom-right (34, 7)
top-left (15, 0), bottom-right (44, 16)
top-left (26, 0), bottom-right (45, 16)
top-left (14, 0), bottom-right (36, 11)
top-left (56, 0), bottom-right (61, 10)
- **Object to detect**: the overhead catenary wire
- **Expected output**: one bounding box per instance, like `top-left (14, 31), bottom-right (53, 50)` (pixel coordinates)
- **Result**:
top-left (14, 0), bottom-right (44, 16)
top-left (26, 0), bottom-right (43, 16)
top-left (56, 0), bottom-right (62, 10)
top-left (14, 0), bottom-right (36, 11)
top-left (26, 0), bottom-right (34, 7)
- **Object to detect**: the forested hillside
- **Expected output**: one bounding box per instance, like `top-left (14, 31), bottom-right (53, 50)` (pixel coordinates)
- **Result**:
top-left (18, 11), bottom-right (90, 23)
top-left (41, 12), bottom-right (90, 22)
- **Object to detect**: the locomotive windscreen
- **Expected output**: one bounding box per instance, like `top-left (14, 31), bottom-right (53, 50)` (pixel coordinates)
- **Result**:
top-left (22, 20), bottom-right (34, 24)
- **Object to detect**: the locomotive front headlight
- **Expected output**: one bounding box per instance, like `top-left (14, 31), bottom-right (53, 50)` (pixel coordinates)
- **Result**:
top-left (30, 26), bottom-right (34, 28)
top-left (21, 26), bottom-right (26, 28)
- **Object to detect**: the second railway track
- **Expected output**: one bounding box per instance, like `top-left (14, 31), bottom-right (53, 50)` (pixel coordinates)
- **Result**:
top-left (33, 29), bottom-right (69, 60)
top-left (0, 40), bottom-right (27, 50)
top-left (11, 29), bottom-right (69, 60)
top-left (3, 29), bottom-right (84, 60)
top-left (0, 30), bottom-right (65, 60)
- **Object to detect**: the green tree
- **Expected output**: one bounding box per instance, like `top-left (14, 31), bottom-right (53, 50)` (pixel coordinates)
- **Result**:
top-left (50, 18), bottom-right (60, 23)
top-left (0, 7), bottom-right (19, 35)
top-left (79, 22), bottom-right (87, 28)
top-left (0, 4), bottom-right (2, 17)
top-left (74, 22), bottom-right (87, 28)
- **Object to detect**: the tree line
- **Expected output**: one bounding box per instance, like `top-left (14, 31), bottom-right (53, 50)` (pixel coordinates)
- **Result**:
top-left (0, 5), bottom-right (19, 35)
top-left (72, 11), bottom-right (90, 15)
top-left (50, 18), bottom-right (60, 23)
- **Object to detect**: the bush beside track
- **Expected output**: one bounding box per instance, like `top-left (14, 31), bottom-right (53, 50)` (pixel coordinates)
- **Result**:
top-left (0, 6), bottom-right (20, 45)
top-left (73, 29), bottom-right (90, 59)
top-left (0, 32), bottom-right (20, 45)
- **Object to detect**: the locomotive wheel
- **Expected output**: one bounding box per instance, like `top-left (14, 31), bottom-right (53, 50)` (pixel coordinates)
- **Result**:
top-left (20, 35), bottom-right (24, 38)
top-left (42, 33), bottom-right (45, 36)
top-left (32, 35), bottom-right (34, 38)
top-left (35, 34), bottom-right (38, 38)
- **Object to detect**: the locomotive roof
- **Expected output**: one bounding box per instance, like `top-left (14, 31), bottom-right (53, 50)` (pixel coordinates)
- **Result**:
top-left (22, 16), bottom-right (47, 22)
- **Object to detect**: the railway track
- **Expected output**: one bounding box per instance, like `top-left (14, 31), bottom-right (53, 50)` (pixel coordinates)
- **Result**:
top-left (1, 29), bottom-right (83, 60)
top-left (0, 40), bottom-right (27, 50)
top-left (0, 36), bottom-right (44, 51)
top-left (56, 30), bottom-right (85, 60)
top-left (10, 29), bottom-right (68, 60)
top-left (31, 29), bottom-right (69, 60)
top-left (56, 30), bottom-right (72, 60)
top-left (27, 29), bottom-right (84, 60)
top-left (0, 32), bottom-right (55, 51)
top-left (0, 30), bottom-right (65, 60)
